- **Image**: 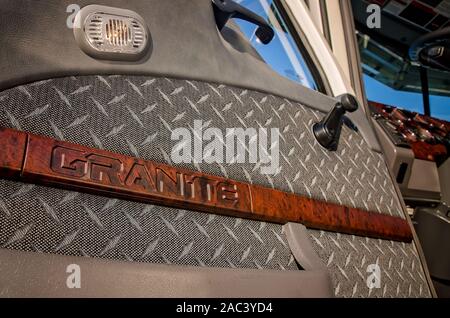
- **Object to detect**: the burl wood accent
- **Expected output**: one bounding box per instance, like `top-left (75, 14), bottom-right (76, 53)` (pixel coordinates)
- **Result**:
top-left (0, 128), bottom-right (27, 178)
top-left (0, 127), bottom-right (413, 242)
top-left (410, 141), bottom-right (447, 162)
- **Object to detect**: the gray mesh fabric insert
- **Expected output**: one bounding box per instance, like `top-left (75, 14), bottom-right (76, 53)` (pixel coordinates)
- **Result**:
top-left (0, 75), bottom-right (431, 297)
top-left (0, 180), bottom-right (295, 270)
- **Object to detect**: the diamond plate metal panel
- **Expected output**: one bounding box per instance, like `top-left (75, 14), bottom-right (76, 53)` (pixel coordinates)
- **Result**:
top-left (0, 75), bottom-right (431, 297)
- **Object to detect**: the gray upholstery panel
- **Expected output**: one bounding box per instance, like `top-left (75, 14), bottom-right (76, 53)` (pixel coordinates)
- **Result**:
top-left (0, 76), bottom-right (401, 215)
top-left (0, 179), bottom-right (297, 270)
top-left (0, 248), bottom-right (334, 298)
top-left (0, 76), bottom-right (431, 297)
top-left (308, 230), bottom-right (430, 297)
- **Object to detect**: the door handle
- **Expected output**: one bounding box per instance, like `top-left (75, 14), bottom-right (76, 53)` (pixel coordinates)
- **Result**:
top-left (212, 0), bottom-right (275, 44)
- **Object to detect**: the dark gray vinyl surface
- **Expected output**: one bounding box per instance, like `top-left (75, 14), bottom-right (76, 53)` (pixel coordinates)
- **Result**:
top-left (0, 248), bottom-right (333, 297)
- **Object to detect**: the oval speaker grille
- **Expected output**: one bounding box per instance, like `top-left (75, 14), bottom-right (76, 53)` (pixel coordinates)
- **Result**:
top-left (105, 18), bottom-right (131, 46)
top-left (131, 20), bottom-right (145, 48)
top-left (74, 5), bottom-right (150, 61)
top-left (86, 15), bottom-right (104, 46)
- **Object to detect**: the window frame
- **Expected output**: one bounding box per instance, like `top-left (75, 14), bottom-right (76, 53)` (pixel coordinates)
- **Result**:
top-left (234, 0), bottom-right (331, 95)
top-left (272, 0), bottom-right (330, 95)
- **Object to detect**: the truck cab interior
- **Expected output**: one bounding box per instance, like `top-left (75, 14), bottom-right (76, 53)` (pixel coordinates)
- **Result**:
top-left (352, 0), bottom-right (450, 297)
top-left (0, 0), bottom-right (447, 298)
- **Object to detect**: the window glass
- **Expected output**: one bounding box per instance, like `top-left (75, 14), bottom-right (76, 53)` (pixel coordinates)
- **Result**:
top-left (358, 31), bottom-right (450, 121)
top-left (232, 0), bottom-right (320, 91)
top-left (428, 68), bottom-right (450, 121)
top-left (363, 74), bottom-right (424, 114)
top-left (430, 95), bottom-right (450, 121)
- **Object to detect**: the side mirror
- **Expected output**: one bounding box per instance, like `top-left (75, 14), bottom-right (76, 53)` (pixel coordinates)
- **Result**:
top-left (409, 27), bottom-right (450, 72)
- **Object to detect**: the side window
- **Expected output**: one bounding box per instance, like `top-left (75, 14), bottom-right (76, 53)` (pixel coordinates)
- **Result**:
top-left (357, 31), bottom-right (450, 122)
top-left (230, 0), bottom-right (322, 91)
top-left (428, 68), bottom-right (450, 121)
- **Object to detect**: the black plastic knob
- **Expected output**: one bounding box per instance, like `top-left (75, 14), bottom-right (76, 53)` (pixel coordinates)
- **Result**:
top-left (313, 94), bottom-right (359, 151)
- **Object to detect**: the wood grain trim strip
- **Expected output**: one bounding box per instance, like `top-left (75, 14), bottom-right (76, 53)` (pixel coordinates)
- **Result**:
top-left (0, 127), bottom-right (413, 242)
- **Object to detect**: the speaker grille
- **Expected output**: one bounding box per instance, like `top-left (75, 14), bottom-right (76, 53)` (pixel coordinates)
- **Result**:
top-left (84, 13), bottom-right (146, 53)
top-left (131, 20), bottom-right (145, 48)
top-left (74, 5), bottom-right (150, 61)
top-left (105, 18), bottom-right (131, 46)
top-left (86, 15), bottom-right (104, 46)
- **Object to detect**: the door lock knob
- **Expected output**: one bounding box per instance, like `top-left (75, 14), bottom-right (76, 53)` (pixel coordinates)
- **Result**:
top-left (313, 94), bottom-right (358, 151)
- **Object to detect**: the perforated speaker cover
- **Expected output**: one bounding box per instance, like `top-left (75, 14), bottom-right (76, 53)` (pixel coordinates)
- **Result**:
top-left (73, 5), bottom-right (151, 61)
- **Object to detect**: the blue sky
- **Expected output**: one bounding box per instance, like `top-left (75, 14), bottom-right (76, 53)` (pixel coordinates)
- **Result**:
top-left (364, 74), bottom-right (450, 121)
